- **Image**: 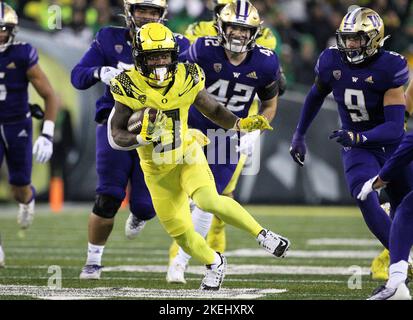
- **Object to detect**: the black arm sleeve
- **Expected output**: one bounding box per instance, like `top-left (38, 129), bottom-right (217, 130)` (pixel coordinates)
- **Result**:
top-left (257, 81), bottom-right (278, 101)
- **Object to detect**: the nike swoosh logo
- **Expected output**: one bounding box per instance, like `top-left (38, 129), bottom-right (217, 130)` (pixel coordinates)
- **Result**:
top-left (279, 239), bottom-right (288, 247)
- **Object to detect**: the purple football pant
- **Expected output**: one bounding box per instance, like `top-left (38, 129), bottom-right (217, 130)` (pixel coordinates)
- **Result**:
top-left (0, 118), bottom-right (32, 186)
top-left (96, 123), bottom-right (155, 220)
top-left (342, 145), bottom-right (413, 248)
top-left (204, 134), bottom-right (239, 195)
top-left (389, 191), bottom-right (413, 264)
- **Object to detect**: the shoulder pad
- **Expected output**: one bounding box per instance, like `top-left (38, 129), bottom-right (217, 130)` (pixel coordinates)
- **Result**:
top-left (113, 71), bottom-right (139, 98)
top-left (384, 51), bottom-right (409, 87)
top-left (184, 63), bottom-right (204, 85)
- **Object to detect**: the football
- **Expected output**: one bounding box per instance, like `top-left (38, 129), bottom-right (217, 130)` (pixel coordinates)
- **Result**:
top-left (127, 108), bottom-right (158, 134)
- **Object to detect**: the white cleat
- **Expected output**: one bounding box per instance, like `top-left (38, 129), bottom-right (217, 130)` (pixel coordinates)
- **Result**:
top-left (0, 245), bottom-right (5, 268)
top-left (200, 253), bottom-right (227, 291)
top-left (79, 264), bottom-right (103, 280)
top-left (368, 282), bottom-right (411, 300)
top-left (17, 200), bottom-right (35, 230)
top-left (166, 260), bottom-right (187, 284)
top-left (125, 213), bottom-right (146, 240)
top-left (256, 229), bottom-right (290, 258)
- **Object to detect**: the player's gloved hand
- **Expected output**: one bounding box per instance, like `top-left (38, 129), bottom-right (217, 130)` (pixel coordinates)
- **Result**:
top-left (139, 110), bottom-right (168, 143)
top-left (33, 134), bottom-right (53, 163)
top-left (236, 115), bottom-right (273, 132)
top-left (289, 131), bottom-right (307, 167)
top-left (357, 175), bottom-right (386, 201)
top-left (329, 129), bottom-right (364, 147)
top-left (236, 130), bottom-right (260, 156)
top-left (187, 128), bottom-right (210, 147)
top-left (97, 66), bottom-right (123, 85)
top-left (29, 103), bottom-right (45, 120)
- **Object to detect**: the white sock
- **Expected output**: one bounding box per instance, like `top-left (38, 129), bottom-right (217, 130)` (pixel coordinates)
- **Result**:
top-left (0, 245), bottom-right (4, 260)
top-left (387, 260), bottom-right (408, 289)
top-left (86, 242), bottom-right (105, 266)
top-left (192, 206), bottom-right (213, 238)
top-left (174, 206), bottom-right (214, 266)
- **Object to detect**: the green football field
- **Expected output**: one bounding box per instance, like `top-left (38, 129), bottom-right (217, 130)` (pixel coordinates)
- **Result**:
top-left (0, 205), bottom-right (392, 300)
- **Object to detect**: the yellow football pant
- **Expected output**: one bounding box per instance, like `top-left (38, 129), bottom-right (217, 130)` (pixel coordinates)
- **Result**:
top-left (145, 146), bottom-right (262, 265)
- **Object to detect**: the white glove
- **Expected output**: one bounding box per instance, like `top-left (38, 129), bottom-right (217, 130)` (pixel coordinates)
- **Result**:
top-left (356, 175), bottom-right (385, 201)
top-left (236, 130), bottom-right (260, 156)
top-left (33, 135), bottom-right (53, 163)
top-left (98, 66), bottom-right (122, 85)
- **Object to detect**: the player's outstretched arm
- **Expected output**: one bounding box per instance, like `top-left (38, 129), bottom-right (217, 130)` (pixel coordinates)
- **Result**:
top-left (27, 64), bottom-right (58, 163)
top-left (108, 101), bottom-right (142, 150)
top-left (259, 86), bottom-right (278, 123)
top-left (358, 132), bottom-right (413, 201)
top-left (27, 64), bottom-right (57, 123)
top-left (289, 77), bottom-right (331, 166)
top-left (194, 89), bottom-right (272, 131)
top-left (193, 88), bottom-right (239, 129)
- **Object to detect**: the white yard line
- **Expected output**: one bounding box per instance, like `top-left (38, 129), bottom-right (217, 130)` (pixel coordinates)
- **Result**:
top-left (224, 249), bottom-right (379, 259)
top-left (0, 285), bottom-right (287, 300)
top-left (307, 238), bottom-right (381, 246)
top-left (3, 249), bottom-right (380, 259)
top-left (0, 276), bottom-right (350, 283)
top-left (103, 265), bottom-right (371, 275)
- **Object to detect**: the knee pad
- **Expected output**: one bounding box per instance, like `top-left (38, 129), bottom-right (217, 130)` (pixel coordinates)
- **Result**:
top-left (92, 194), bottom-right (122, 219)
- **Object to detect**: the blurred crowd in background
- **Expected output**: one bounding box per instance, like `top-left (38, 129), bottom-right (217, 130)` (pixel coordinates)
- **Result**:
top-left (6, 0), bottom-right (413, 87)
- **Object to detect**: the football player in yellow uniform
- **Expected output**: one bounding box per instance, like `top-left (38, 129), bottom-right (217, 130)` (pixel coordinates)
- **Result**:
top-left (109, 23), bottom-right (290, 290)
top-left (167, 0), bottom-right (285, 265)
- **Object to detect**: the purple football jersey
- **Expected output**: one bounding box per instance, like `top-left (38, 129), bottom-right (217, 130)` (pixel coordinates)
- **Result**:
top-left (316, 47), bottom-right (409, 143)
top-left (71, 26), bottom-right (190, 123)
top-left (0, 42), bottom-right (38, 123)
top-left (183, 36), bottom-right (280, 133)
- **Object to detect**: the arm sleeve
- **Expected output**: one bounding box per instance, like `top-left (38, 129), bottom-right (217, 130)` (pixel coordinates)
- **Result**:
top-left (380, 132), bottom-right (413, 181)
top-left (295, 81), bottom-right (331, 135)
top-left (360, 105), bottom-right (405, 144)
top-left (71, 31), bottom-right (106, 90)
top-left (295, 49), bottom-right (333, 135)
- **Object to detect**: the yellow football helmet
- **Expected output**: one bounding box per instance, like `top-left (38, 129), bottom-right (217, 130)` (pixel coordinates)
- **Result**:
top-left (133, 23), bottom-right (178, 85)
top-left (124, 0), bottom-right (168, 31)
top-left (336, 7), bottom-right (385, 64)
top-left (0, 3), bottom-right (18, 52)
top-left (217, 0), bottom-right (262, 53)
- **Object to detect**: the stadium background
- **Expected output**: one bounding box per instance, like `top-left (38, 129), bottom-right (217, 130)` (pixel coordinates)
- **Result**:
top-left (0, 0), bottom-right (412, 205)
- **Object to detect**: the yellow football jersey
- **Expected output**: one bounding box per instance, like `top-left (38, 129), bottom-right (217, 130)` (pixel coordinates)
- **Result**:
top-left (110, 63), bottom-right (205, 173)
top-left (184, 20), bottom-right (276, 51)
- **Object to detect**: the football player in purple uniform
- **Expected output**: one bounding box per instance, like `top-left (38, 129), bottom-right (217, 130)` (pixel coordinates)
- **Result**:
top-left (0, 3), bottom-right (58, 267)
top-left (71, 0), bottom-right (190, 279)
top-left (358, 130), bottom-right (413, 300)
top-left (358, 81), bottom-right (413, 299)
top-left (166, 0), bottom-right (285, 283)
top-left (289, 6), bottom-right (413, 281)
